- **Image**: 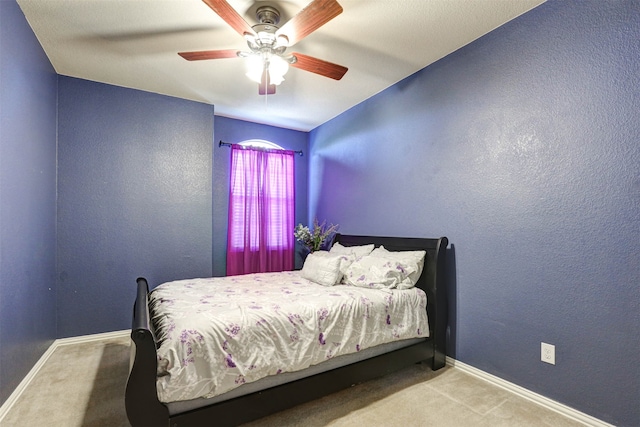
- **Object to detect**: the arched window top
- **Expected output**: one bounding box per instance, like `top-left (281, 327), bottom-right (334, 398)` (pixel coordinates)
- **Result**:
top-left (238, 139), bottom-right (284, 150)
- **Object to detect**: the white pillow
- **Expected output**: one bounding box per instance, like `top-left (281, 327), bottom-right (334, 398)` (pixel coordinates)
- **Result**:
top-left (343, 256), bottom-right (406, 289)
top-left (371, 246), bottom-right (426, 287)
top-left (330, 242), bottom-right (375, 258)
top-left (301, 251), bottom-right (343, 287)
top-left (366, 246), bottom-right (427, 289)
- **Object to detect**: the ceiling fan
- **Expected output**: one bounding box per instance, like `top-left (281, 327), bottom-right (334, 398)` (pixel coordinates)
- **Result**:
top-left (178, 0), bottom-right (348, 95)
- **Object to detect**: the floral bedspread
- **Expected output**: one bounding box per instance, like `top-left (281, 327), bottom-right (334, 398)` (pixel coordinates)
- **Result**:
top-left (149, 271), bottom-right (429, 403)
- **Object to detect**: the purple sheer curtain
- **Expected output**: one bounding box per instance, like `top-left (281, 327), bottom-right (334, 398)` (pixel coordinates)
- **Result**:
top-left (226, 145), bottom-right (295, 275)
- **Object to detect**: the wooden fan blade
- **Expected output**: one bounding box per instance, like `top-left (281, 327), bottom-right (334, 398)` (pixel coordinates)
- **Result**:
top-left (291, 52), bottom-right (348, 80)
top-left (276, 0), bottom-right (343, 46)
top-left (258, 68), bottom-right (276, 95)
top-left (178, 49), bottom-right (239, 61)
top-left (202, 0), bottom-right (256, 37)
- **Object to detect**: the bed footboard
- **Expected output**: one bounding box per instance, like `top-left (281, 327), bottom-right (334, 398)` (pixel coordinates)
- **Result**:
top-left (125, 277), bottom-right (169, 427)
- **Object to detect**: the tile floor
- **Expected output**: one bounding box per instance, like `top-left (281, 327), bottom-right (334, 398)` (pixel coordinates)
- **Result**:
top-left (1, 336), bottom-right (589, 426)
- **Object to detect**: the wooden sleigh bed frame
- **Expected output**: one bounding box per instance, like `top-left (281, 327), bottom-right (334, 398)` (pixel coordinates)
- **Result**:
top-left (125, 234), bottom-right (449, 427)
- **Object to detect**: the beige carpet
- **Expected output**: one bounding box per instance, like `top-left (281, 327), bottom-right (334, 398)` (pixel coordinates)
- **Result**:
top-left (1, 336), bottom-right (586, 427)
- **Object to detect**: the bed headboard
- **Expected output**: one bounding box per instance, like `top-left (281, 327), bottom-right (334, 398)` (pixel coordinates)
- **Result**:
top-left (332, 234), bottom-right (449, 368)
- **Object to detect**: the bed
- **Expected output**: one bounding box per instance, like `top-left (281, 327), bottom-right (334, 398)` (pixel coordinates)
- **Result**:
top-left (125, 234), bottom-right (449, 427)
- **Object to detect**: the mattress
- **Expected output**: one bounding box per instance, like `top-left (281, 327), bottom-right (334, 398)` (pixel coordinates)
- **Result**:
top-left (149, 271), bottom-right (429, 403)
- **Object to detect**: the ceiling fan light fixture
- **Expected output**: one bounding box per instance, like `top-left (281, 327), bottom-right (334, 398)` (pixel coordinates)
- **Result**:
top-left (245, 55), bottom-right (265, 84)
top-left (268, 55), bottom-right (289, 85)
top-left (245, 53), bottom-right (289, 86)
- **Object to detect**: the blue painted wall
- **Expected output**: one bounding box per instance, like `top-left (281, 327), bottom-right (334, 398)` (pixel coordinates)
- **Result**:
top-left (56, 77), bottom-right (214, 337)
top-left (1, 0), bottom-right (637, 423)
top-left (0, 0), bottom-right (58, 405)
top-left (213, 116), bottom-right (309, 275)
top-left (309, 1), bottom-right (639, 425)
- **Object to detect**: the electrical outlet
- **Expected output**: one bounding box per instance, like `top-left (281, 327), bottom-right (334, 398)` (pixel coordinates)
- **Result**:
top-left (541, 342), bottom-right (555, 365)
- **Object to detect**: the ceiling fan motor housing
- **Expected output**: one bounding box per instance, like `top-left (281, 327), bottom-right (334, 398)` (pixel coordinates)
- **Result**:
top-left (256, 6), bottom-right (281, 26)
top-left (250, 6), bottom-right (289, 54)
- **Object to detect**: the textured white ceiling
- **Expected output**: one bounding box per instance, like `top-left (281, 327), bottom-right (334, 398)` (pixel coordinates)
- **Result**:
top-left (17, 0), bottom-right (545, 131)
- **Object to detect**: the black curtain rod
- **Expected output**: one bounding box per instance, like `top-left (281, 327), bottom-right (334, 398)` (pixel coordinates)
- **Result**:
top-left (218, 141), bottom-right (303, 156)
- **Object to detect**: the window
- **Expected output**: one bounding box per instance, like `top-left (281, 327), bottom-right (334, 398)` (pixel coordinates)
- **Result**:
top-left (238, 139), bottom-right (284, 150)
top-left (226, 141), bottom-right (295, 275)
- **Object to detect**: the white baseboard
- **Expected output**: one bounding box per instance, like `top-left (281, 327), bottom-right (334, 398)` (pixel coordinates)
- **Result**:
top-left (446, 357), bottom-right (613, 427)
top-left (0, 340), bottom-right (58, 423)
top-left (55, 329), bottom-right (131, 346)
top-left (0, 329), bottom-right (131, 423)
